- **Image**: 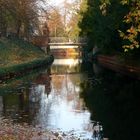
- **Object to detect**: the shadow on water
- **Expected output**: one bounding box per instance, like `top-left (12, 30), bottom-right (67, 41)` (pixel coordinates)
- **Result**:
top-left (80, 62), bottom-right (140, 140)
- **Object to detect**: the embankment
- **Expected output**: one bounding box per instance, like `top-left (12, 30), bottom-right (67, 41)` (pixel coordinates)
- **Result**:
top-left (97, 55), bottom-right (140, 80)
top-left (0, 38), bottom-right (54, 82)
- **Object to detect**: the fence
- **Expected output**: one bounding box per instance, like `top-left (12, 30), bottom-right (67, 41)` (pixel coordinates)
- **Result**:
top-left (49, 37), bottom-right (87, 43)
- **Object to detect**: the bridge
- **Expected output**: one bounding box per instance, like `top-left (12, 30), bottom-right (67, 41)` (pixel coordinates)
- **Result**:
top-left (48, 37), bottom-right (87, 57)
top-left (31, 36), bottom-right (87, 55)
top-left (49, 37), bottom-right (87, 44)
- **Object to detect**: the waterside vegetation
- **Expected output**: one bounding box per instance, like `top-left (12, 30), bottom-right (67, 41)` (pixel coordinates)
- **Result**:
top-left (79, 0), bottom-right (140, 56)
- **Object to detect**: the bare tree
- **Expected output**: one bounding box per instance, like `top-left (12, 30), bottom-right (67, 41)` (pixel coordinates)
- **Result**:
top-left (47, 8), bottom-right (65, 37)
top-left (0, 0), bottom-right (46, 38)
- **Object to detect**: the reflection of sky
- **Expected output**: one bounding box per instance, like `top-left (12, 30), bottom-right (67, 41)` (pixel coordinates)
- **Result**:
top-left (53, 59), bottom-right (81, 66)
top-left (33, 74), bottom-right (92, 131)
top-left (30, 59), bottom-right (93, 139)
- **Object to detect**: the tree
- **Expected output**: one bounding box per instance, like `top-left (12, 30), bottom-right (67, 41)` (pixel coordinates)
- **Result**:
top-left (66, 0), bottom-right (87, 40)
top-left (79, 0), bottom-right (129, 53)
top-left (119, 0), bottom-right (140, 52)
top-left (47, 8), bottom-right (65, 37)
top-left (0, 0), bottom-right (12, 36)
top-left (0, 0), bottom-right (43, 39)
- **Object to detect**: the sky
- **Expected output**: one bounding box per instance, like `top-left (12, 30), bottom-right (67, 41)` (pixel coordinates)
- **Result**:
top-left (48, 0), bottom-right (76, 7)
top-left (49, 0), bottom-right (64, 6)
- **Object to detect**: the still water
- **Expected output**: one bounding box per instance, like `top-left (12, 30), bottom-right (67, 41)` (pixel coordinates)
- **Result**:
top-left (0, 58), bottom-right (140, 140)
top-left (0, 58), bottom-right (96, 139)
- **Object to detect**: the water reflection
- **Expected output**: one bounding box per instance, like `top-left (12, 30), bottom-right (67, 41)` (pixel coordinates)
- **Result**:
top-left (32, 74), bottom-right (90, 130)
top-left (29, 59), bottom-right (94, 139)
top-left (0, 96), bottom-right (3, 117)
top-left (80, 62), bottom-right (140, 140)
top-left (53, 59), bottom-right (81, 66)
top-left (0, 59), bottom-right (95, 139)
top-left (1, 58), bottom-right (139, 140)
top-left (51, 59), bottom-right (82, 74)
top-left (0, 69), bottom-right (52, 124)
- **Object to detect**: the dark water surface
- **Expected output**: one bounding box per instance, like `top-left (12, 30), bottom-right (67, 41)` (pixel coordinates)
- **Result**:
top-left (0, 58), bottom-right (140, 140)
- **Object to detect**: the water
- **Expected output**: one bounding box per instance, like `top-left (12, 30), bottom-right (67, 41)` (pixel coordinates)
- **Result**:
top-left (0, 58), bottom-right (140, 140)
top-left (0, 58), bottom-right (96, 139)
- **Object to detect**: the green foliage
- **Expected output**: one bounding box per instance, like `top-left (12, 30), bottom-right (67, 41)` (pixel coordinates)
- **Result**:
top-left (79, 0), bottom-right (140, 55)
top-left (119, 0), bottom-right (140, 52)
top-left (79, 0), bottom-right (129, 53)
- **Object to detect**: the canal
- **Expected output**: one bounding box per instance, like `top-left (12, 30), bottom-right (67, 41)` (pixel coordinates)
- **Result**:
top-left (0, 56), bottom-right (140, 140)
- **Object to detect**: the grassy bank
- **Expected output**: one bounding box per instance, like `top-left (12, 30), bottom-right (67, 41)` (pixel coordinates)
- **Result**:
top-left (0, 37), bottom-right (46, 67)
top-left (0, 37), bottom-right (53, 82)
top-left (0, 56), bottom-right (53, 81)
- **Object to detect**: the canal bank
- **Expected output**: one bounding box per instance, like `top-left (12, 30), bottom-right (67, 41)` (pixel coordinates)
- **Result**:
top-left (0, 55), bottom-right (54, 83)
top-left (96, 54), bottom-right (140, 80)
top-left (0, 38), bottom-right (54, 83)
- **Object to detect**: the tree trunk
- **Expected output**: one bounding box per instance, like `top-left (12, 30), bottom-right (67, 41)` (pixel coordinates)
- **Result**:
top-left (16, 20), bottom-right (22, 37)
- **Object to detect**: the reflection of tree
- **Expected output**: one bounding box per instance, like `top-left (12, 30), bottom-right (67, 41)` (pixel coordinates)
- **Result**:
top-left (0, 68), bottom-right (52, 124)
top-left (80, 66), bottom-right (140, 140)
top-left (52, 75), bottom-right (65, 93)
top-left (68, 73), bottom-right (85, 85)
top-left (0, 96), bottom-right (3, 116)
top-left (1, 89), bottom-right (30, 123)
top-left (63, 74), bottom-right (85, 111)
top-left (33, 68), bottom-right (52, 96)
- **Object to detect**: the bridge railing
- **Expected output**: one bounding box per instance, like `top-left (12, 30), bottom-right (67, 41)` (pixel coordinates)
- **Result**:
top-left (49, 37), bottom-right (87, 43)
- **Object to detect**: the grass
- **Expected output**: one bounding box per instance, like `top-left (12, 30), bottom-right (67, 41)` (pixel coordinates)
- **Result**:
top-left (0, 37), bottom-right (54, 81)
top-left (0, 37), bottom-right (46, 67)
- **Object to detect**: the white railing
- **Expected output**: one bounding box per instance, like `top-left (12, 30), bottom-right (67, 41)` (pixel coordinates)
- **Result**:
top-left (49, 37), bottom-right (87, 43)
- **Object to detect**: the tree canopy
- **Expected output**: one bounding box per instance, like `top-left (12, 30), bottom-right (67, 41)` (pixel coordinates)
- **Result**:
top-left (0, 0), bottom-right (43, 38)
top-left (79, 0), bottom-right (140, 54)
top-left (46, 7), bottom-right (65, 37)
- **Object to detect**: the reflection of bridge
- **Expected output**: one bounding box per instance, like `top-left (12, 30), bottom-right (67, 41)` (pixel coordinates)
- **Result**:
top-left (51, 59), bottom-right (82, 75)
top-left (49, 42), bottom-right (86, 47)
